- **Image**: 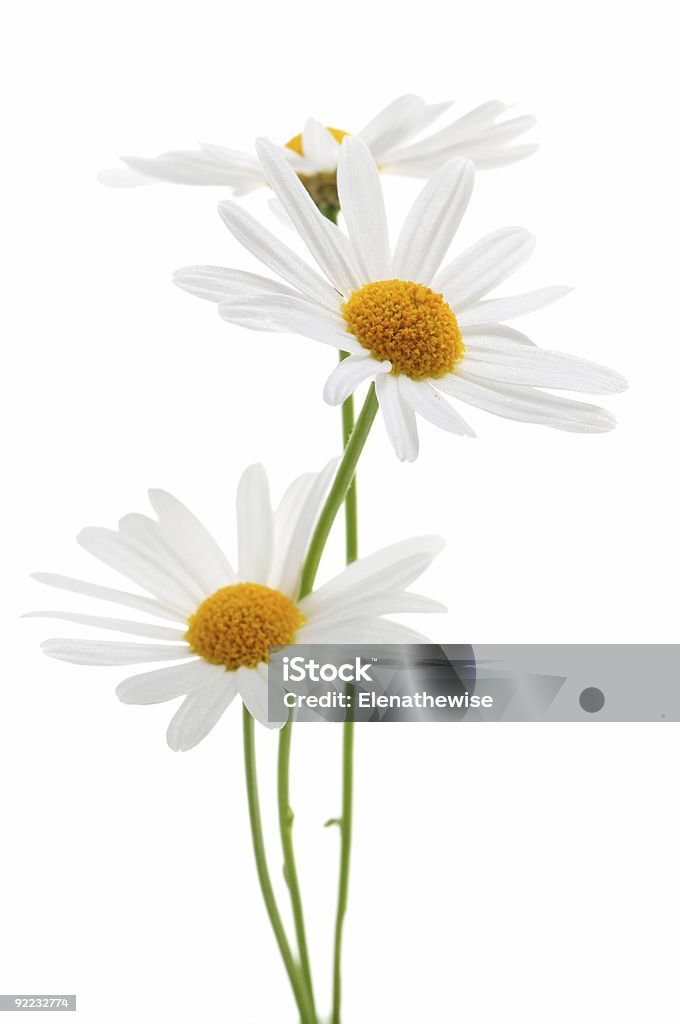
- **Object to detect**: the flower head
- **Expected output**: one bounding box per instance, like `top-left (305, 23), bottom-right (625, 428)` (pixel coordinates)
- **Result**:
top-left (98, 94), bottom-right (536, 199)
top-left (175, 137), bottom-right (627, 461)
top-left (28, 464), bottom-right (445, 749)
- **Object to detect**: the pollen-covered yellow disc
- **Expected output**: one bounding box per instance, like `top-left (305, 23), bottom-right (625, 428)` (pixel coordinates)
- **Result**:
top-left (186, 583), bottom-right (306, 669)
top-left (342, 280), bottom-right (464, 380)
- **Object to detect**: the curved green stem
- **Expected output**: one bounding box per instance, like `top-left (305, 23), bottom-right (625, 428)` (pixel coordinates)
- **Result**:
top-left (278, 713), bottom-right (317, 1020)
top-left (298, 383), bottom-right (378, 601)
top-left (242, 706), bottom-right (316, 1024)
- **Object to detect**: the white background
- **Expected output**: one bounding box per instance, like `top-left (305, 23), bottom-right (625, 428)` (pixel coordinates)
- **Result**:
top-left (1, 0), bottom-right (678, 1021)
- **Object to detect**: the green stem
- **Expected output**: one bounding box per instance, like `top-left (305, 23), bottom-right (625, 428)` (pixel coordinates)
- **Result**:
top-left (331, 692), bottom-right (355, 1024)
top-left (278, 713), bottom-right (317, 1021)
top-left (298, 383), bottom-right (378, 601)
top-left (242, 706), bottom-right (316, 1024)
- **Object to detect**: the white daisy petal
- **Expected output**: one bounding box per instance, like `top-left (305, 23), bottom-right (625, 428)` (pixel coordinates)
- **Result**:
top-left (217, 200), bottom-right (341, 310)
top-left (30, 573), bottom-right (184, 622)
top-left (436, 114), bottom-right (537, 153)
top-left (433, 228), bottom-right (537, 309)
top-left (218, 296), bottom-right (362, 352)
top-left (369, 156), bottom-right (437, 179)
top-left (117, 514), bottom-right (205, 603)
top-left (459, 112), bottom-right (536, 143)
top-left (437, 373), bottom-right (617, 432)
top-left (398, 377), bottom-right (475, 437)
top-left (471, 144), bottom-right (539, 170)
top-left (274, 460), bottom-right (337, 599)
top-left (355, 618), bottom-right (432, 643)
top-left (41, 639), bottom-right (191, 666)
top-left (148, 490), bottom-right (236, 594)
top-left (237, 666), bottom-right (283, 729)
top-left (301, 118), bottom-right (341, 168)
top-left (173, 266), bottom-right (299, 304)
top-left (306, 591), bottom-right (446, 626)
top-left (77, 528), bottom-right (197, 613)
top-left (385, 107), bottom-right (534, 165)
top-left (255, 138), bottom-right (361, 295)
top-left (269, 470), bottom-right (331, 591)
top-left (117, 659), bottom-right (223, 705)
top-left (23, 611), bottom-right (185, 640)
top-left (357, 94), bottom-right (431, 158)
top-left (237, 464), bottom-right (273, 583)
top-left (323, 355), bottom-right (389, 407)
top-left (392, 158), bottom-right (475, 284)
top-left (166, 676), bottom-right (238, 751)
top-left (296, 617), bottom-right (431, 645)
top-left (459, 343), bottom-right (628, 394)
top-left (120, 147), bottom-right (262, 188)
top-left (440, 100), bottom-right (510, 131)
top-left (375, 373), bottom-right (419, 462)
top-left (457, 286), bottom-right (571, 327)
top-left (198, 143), bottom-right (264, 176)
top-left (337, 137), bottom-right (391, 281)
top-left (299, 536), bottom-right (445, 620)
top-left (372, 100), bottom-right (456, 166)
top-left (461, 325), bottom-right (537, 349)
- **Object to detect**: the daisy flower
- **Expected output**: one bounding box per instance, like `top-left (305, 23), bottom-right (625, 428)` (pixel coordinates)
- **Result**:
top-left (28, 464), bottom-right (445, 750)
top-left (174, 137), bottom-right (627, 461)
top-left (98, 94), bottom-right (536, 206)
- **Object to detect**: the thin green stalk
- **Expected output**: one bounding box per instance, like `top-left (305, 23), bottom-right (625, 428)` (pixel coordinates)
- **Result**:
top-left (242, 706), bottom-right (316, 1024)
top-left (298, 383), bottom-right (378, 601)
top-left (331, 695), bottom-right (354, 1024)
top-left (278, 713), bottom-right (317, 1021)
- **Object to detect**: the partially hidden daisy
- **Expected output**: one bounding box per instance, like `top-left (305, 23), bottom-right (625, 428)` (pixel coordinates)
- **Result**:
top-left (99, 94), bottom-right (536, 208)
top-left (28, 464), bottom-right (445, 750)
top-left (174, 136), bottom-right (627, 461)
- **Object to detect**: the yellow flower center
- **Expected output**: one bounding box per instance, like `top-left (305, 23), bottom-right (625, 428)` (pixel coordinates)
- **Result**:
top-left (342, 280), bottom-right (464, 380)
top-left (285, 127), bottom-right (349, 156)
top-left (185, 583), bottom-right (306, 669)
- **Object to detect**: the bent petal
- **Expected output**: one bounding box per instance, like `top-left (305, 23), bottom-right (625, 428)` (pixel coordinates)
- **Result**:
top-left (323, 355), bottom-right (388, 407)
